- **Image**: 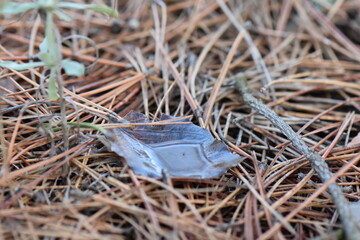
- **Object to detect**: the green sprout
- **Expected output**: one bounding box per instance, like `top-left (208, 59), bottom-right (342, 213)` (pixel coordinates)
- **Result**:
top-left (0, 0), bottom-right (119, 100)
top-left (49, 121), bottom-right (108, 135)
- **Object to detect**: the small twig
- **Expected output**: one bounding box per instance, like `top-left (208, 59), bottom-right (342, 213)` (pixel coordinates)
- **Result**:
top-left (235, 77), bottom-right (360, 240)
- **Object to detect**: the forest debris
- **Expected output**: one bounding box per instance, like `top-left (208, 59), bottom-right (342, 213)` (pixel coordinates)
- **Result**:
top-left (235, 77), bottom-right (360, 240)
top-left (104, 111), bottom-right (242, 178)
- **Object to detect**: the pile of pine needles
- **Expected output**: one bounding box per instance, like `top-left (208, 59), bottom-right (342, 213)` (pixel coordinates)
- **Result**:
top-left (1, 0), bottom-right (360, 239)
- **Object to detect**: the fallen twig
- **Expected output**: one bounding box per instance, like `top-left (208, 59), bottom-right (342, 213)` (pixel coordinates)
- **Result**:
top-left (235, 77), bottom-right (360, 240)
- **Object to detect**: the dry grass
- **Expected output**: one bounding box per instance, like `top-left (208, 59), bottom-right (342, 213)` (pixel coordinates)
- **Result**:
top-left (1, 0), bottom-right (360, 239)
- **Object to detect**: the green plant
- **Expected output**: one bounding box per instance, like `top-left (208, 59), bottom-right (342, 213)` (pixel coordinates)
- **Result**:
top-left (49, 121), bottom-right (108, 134)
top-left (0, 0), bottom-right (119, 100)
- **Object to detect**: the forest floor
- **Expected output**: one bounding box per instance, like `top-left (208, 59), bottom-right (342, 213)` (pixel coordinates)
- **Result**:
top-left (1, 0), bottom-right (360, 239)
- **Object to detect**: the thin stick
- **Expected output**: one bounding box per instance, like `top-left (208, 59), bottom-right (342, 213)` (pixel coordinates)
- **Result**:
top-left (261, 154), bottom-right (360, 240)
top-left (235, 77), bottom-right (360, 240)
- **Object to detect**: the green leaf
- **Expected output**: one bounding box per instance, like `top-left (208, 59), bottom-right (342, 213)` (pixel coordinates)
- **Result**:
top-left (38, 52), bottom-right (54, 67)
top-left (57, 2), bottom-right (119, 18)
top-left (39, 38), bottom-right (48, 53)
top-left (86, 5), bottom-right (119, 18)
top-left (0, 2), bottom-right (38, 15)
top-left (48, 68), bottom-right (58, 100)
top-left (0, 61), bottom-right (46, 70)
top-left (61, 60), bottom-right (85, 76)
top-left (37, 0), bottom-right (58, 12)
top-left (56, 2), bottom-right (89, 9)
top-left (54, 9), bottom-right (72, 21)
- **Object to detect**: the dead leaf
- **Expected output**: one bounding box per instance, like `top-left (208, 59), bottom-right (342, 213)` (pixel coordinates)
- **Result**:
top-left (105, 111), bottom-right (241, 178)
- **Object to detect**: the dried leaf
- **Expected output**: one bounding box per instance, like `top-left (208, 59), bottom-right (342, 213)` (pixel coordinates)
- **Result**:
top-left (105, 111), bottom-right (241, 178)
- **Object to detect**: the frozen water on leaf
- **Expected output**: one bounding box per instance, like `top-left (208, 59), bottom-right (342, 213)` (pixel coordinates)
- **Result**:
top-left (105, 111), bottom-right (242, 178)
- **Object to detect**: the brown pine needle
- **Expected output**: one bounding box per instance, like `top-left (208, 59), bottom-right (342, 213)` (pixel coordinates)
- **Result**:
top-left (1, 1), bottom-right (360, 239)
